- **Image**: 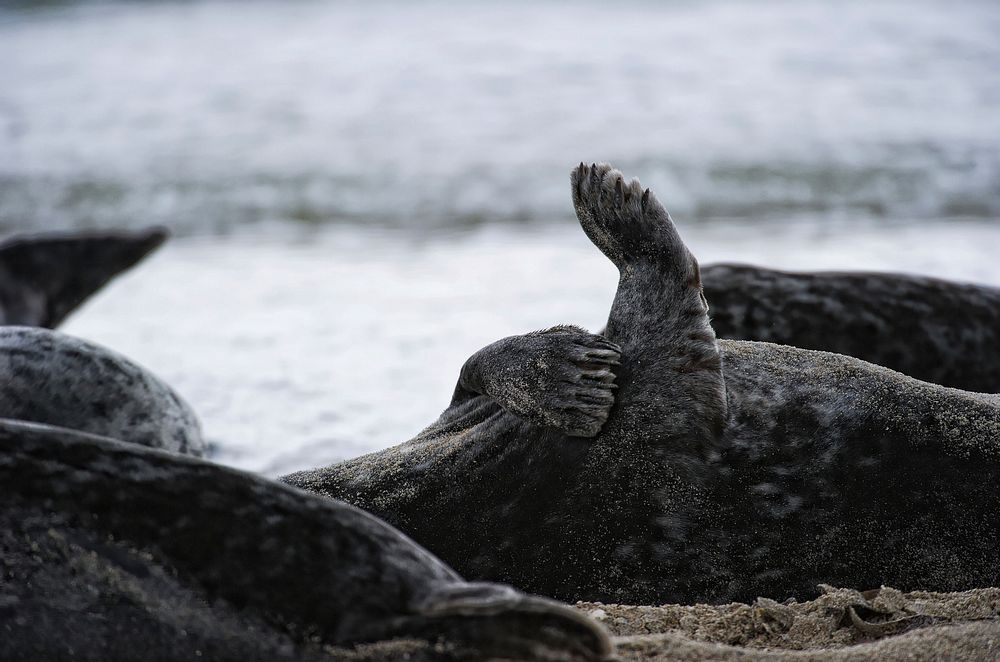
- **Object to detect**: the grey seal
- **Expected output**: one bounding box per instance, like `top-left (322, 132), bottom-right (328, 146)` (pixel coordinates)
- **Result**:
top-left (0, 419), bottom-right (611, 661)
top-left (0, 326), bottom-right (204, 455)
top-left (701, 264), bottom-right (1000, 392)
top-left (0, 227), bottom-right (167, 328)
top-left (283, 163), bottom-right (1000, 605)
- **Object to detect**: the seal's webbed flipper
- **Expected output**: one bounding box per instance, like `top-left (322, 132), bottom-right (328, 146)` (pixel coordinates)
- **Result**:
top-left (571, 163), bottom-right (726, 449)
top-left (408, 582), bottom-right (613, 661)
top-left (451, 325), bottom-right (621, 437)
top-left (572, 162), bottom-right (696, 276)
top-left (0, 226), bottom-right (168, 328)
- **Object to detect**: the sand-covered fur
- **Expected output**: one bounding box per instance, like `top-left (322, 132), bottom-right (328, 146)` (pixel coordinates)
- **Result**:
top-left (451, 325), bottom-right (621, 438)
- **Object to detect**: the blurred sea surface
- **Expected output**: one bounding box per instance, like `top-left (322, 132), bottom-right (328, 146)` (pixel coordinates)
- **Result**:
top-left (2, 0), bottom-right (999, 474)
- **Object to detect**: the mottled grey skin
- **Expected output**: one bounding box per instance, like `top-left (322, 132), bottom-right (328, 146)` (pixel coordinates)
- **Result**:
top-left (0, 227), bottom-right (167, 328)
top-left (0, 326), bottom-right (204, 455)
top-left (284, 164), bottom-right (1000, 606)
top-left (0, 419), bottom-right (611, 662)
top-left (702, 263), bottom-right (1000, 393)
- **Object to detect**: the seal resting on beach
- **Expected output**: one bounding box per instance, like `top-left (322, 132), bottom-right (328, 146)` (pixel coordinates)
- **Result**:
top-left (0, 326), bottom-right (204, 455)
top-left (0, 227), bottom-right (167, 328)
top-left (283, 163), bottom-right (1000, 605)
top-left (0, 419), bottom-right (611, 661)
top-left (701, 264), bottom-right (1000, 392)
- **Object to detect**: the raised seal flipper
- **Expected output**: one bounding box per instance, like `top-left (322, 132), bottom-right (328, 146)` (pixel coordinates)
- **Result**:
top-left (571, 163), bottom-right (726, 450)
top-left (548, 164), bottom-right (730, 603)
top-left (0, 226), bottom-right (167, 328)
top-left (451, 325), bottom-right (621, 437)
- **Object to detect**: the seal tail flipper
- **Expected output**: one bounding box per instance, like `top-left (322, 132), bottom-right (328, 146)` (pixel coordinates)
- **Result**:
top-left (0, 226), bottom-right (168, 328)
top-left (571, 163), bottom-right (727, 447)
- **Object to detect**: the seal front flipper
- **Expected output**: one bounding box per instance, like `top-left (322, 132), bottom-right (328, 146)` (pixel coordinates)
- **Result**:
top-left (451, 325), bottom-right (621, 437)
top-left (0, 226), bottom-right (167, 328)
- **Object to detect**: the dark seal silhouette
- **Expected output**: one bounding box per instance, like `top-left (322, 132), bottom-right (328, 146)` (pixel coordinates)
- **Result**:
top-left (0, 326), bottom-right (204, 456)
top-left (701, 264), bottom-right (1000, 392)
top-left (0, 419), bottom-right (611, 662)
top-left (0, 227), bottom-right (167, 328)
top-left (284, 163), bottom-right (1000, 606)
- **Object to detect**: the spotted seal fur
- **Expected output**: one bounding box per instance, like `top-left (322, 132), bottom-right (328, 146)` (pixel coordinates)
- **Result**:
top-left (701, 264), bottom-right (1000, 392)
top-left (283, 163), bottom-right (1000, 605)
top-left (0, 227), bottom-right (167, 328)
top-left (0, 419), bottom-right (612, 661)
top-left (0, 326), bottom-right (204, 455)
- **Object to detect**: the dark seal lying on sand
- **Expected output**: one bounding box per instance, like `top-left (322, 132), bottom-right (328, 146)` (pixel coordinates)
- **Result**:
top-left (702, 263), bottom-right (1000, 392)
top-left (0, 419), bottom-right (611, 662)
top-left (0, 227), bottom-right (167, 328)
top-left (283, 163), bottom-right (1000, 606)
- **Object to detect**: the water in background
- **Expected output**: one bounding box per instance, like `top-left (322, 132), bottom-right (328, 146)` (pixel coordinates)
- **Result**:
top-left (4, 0), bottom-right (1000, 231)
top-left (2, 0), bottom-right (999, 474)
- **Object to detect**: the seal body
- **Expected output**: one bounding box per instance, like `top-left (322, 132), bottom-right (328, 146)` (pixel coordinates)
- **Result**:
top-left (283, 164), bottom-right (1000, 605)
top-left (0, 227), bottom-right (167, 328)
top-left (0, 419), bottom-right (611, 661)
top-left (0, 326), bottom-right (204, 455)
top-left (703, 263), bottom-right (1000, 392)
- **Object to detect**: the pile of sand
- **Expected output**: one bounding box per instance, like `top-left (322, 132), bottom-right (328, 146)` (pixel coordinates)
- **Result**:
top-left (576, 585), bottom-right (1000, 660)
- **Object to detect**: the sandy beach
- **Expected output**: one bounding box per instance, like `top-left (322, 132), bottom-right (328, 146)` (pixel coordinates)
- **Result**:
top-left (313, 586), bottom-right (1000, 659)
top-left (579, 586), bottom-right (1000, 660)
